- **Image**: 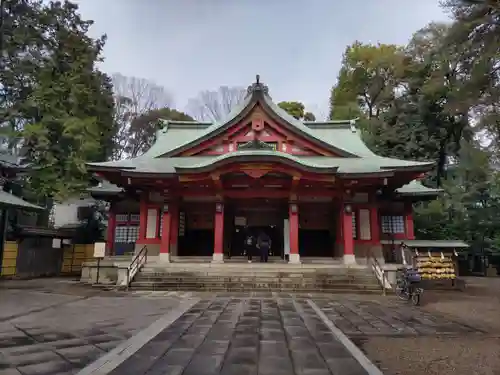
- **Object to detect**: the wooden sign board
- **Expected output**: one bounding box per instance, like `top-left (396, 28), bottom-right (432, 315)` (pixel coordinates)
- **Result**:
top-left (93, 242), bottom-right (106, 258)
top-left (234, 216), bottom-right (247, 226)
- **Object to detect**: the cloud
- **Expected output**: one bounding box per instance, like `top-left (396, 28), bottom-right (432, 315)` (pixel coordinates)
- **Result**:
top-left (73, 0), bottom-right (448, 116)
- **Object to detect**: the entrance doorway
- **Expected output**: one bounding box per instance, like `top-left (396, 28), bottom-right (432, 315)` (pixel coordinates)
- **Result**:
top-left (227, 198), bottom-right (287, 258)
top-left (298, 203), bottom-right (335, 257)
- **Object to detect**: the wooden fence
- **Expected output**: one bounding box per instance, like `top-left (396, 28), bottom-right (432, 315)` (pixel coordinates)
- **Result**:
top-left (0, 241), bottom-right (94, 278)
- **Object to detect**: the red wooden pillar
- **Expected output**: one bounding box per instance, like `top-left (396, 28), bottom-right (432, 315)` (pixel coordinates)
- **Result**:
top-left (138, 195), bottom-right (148, 242)
top-left (404, 201), bottom-right (415, 240)
top-left (106, 209), bottom-right (116, 255)
top-left (169, 204), bottom-right (179, 255)
top-left (342, 204), bottom-right (356, 264)
top-left (160, 203), bottom-right (171, 262)
top-left (213, 202), bottom-right (224, 262)
top-left (335, 205), bottom-right (343, 254)
top-left (370, 205), bottom-right (380, 243)
top-left (289, 202), bottom-right (300, 263)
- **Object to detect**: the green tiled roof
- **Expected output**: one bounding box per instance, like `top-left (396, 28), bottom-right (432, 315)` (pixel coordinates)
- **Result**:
top-left (0, 190), bottom-right (44, 211)
top-left (87, 153), bottom-right (432, 175)
top-left (396, 180), bottom-right (442, 196)
top-left (141, 85), bottom-right (364, 159)
top-left (400, 239), bottom-right (469, 248)
top-left (87, 180), bottom-right (123, 195)
top-left (87, 77), bottom-right (435, 176)
top-left (175, 150), bottom-right (339, 173)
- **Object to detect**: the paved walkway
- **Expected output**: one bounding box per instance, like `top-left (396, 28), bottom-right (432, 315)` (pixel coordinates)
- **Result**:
top-left (102, 298), bottom-right (371, 375)
top-left (0, 282), bottom-right (482, 375)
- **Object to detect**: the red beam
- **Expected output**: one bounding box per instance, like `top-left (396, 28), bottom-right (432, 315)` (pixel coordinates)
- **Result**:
top-left (222, 176), bottom-right (291, 187)
top-left (178, 113), bottom-right (253, 156)
top-left (180, 188), bottom-right (338, 199)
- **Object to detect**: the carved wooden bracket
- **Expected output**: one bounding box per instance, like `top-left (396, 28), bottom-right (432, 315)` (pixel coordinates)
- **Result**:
top-left (241, 168), bottom-right (269, 179)
top-left (291, 175), bottom-right (301, 189)
top-left (211, 173), bottom-right (223, 191)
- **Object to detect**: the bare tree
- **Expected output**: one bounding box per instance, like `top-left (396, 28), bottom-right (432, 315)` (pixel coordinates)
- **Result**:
top-left (112, 73), bottom-right (174, 114)
top-left (186, 86), bottom-right (247, 122)
top-left (111, 73), bottom-right (175, 159)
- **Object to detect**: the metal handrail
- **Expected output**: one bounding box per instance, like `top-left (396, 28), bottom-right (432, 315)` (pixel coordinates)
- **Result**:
top-left (126, 245), bottom-right (148, 289)
top-left (369, 252), bottom-right (391, 295)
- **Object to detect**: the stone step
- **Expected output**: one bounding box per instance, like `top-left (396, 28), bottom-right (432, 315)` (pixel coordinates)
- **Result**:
top-left (133, 275), bottom-right (377, 284)
top-left (131, 263), bottom-right (380, 294)
top-left (137, 268), bottom-right (373, 276)
top-left (138, 269), bottom-right (373, 274)
top-left (132, 278), bottom-right (378, 288)
top-left (143, 262), bottom-right (368, 268)
top-left (135, 275), bottom-right (376, 282)
top-left (144, 262), bottom-right (368, 268)
top-left (131, 280), bottom-right (380, 288)
top-left (129, 284), bottom-right (381, 294)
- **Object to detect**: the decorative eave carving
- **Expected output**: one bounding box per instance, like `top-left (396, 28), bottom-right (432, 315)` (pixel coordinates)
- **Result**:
top-left (237, 139), bottom-right (276, 151)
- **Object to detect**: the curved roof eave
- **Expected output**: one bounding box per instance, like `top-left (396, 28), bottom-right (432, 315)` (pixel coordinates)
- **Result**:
top-left (173, 150), bottom-right (339, 174)
top-left (86, 161), bottom-right (136, 172)
top-left (336, 170), bottom-right (396, 178)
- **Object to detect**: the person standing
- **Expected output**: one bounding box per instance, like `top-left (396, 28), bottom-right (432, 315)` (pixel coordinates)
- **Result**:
top-left (257, 230), bottom-right (271, 263)
top-left (244, 228), bottom-right (255, 263)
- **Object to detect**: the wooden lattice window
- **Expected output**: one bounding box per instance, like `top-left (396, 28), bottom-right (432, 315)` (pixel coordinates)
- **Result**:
top-left (115, 213), bottom-right (140, 243)
top-left (381, 215), bottom-right (405, 234)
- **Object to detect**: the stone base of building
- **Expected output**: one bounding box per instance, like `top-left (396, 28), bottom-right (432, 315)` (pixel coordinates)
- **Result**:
top-left (288, 253), bottom-right (301, 264)
top-left (212, 252), bottom-right (224, 263)
top-left (159, 252), bottom-right (170, 263)
top-left (343, 254), bottom-right (356, 265)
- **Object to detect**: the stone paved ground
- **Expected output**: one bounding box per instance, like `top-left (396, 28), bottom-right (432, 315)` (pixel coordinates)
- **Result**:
top-left (0, 282), bottom-right (190, 375)
top-left (0, 279), bottom-right (490, 375)
top-left (313, 298), bottom-right (480, 337)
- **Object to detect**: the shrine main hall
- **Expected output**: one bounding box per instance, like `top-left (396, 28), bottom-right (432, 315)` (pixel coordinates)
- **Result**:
top-left (88, 77), bottom-right (440, 265)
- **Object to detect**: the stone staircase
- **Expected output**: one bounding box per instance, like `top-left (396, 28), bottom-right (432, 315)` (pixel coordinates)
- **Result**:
top-left (129, 263), bottom-right (382, 294)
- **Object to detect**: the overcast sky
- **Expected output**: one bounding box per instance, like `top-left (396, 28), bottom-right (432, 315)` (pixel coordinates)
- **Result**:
top-left (73, 0), bottom-right (450, 119)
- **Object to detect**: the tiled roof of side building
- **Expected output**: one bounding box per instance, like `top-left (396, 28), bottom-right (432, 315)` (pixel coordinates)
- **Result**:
top-left (395, 180), bottom-right (443, 196)
top-left (0, 190), bottom-right (44, 211)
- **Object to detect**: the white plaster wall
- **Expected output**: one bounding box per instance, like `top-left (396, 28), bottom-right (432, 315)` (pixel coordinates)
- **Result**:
top-left (52, 196), bottom-right (96, 228)
top-left (359, 209), bottom-right (371, 240)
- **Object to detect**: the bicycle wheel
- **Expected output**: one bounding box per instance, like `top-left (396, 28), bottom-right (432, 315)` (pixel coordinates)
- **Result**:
top-left (411, 291), bottom-right (421, 306)
top-left (395, 285), bottom-right (410, 301)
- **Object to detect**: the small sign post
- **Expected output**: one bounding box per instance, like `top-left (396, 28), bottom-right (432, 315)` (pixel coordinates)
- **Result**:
top-left (93, 242), bottom-right (106, 284)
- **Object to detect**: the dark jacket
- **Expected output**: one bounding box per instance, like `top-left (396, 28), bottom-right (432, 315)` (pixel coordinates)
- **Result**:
top-left (257, 232), bottom-right (271, 249)
top-left (244, 234), bottom-right (255, 247)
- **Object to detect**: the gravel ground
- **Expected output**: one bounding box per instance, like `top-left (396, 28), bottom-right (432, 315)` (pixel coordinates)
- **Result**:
top-left (361, 277), bottom-right (500, 375)
top-left (422, 277), bottom-right (500, 332)
top-left (361, 336), bottom-right (500, 375)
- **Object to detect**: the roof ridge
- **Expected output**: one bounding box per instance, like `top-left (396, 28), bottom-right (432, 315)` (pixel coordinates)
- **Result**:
top-left (303, 118), bottom-right (358, 125)
top-left (162, 120), bottom-right (212, 126)
top-left (304, 118), bottom-right (359, 131)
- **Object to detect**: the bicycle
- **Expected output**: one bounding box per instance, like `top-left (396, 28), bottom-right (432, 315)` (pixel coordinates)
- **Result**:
top-left (395, 268), bottom-right (424, 306)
